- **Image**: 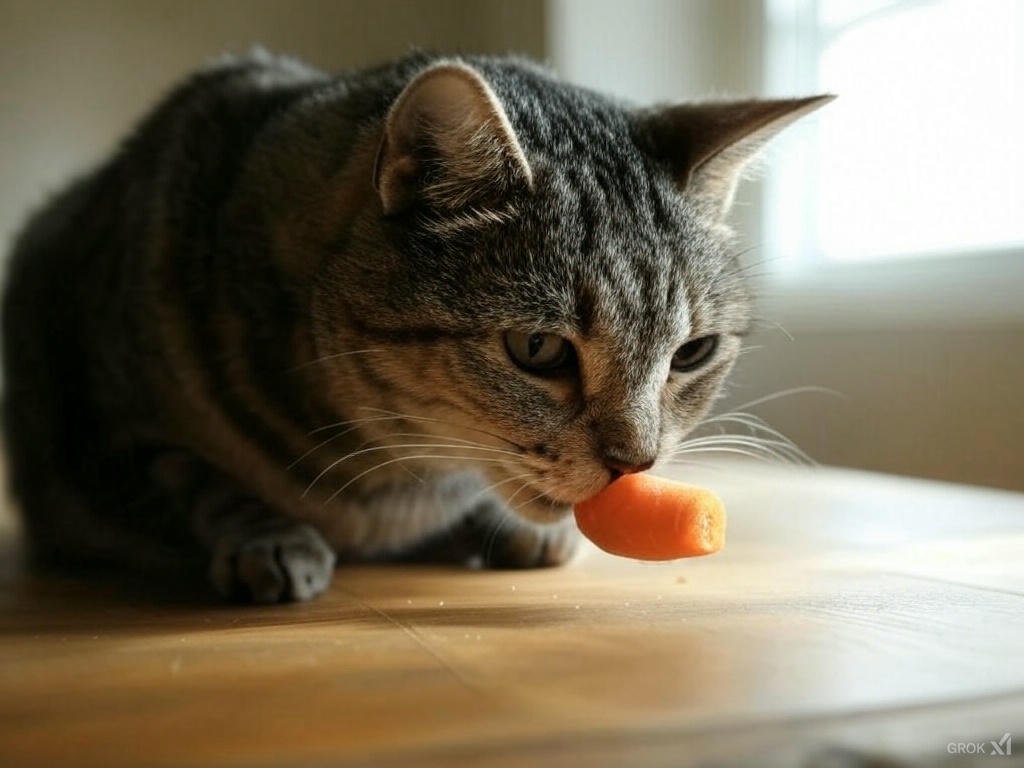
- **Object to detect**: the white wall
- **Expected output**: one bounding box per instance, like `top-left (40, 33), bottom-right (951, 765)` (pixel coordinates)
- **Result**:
top-left (547, 0), bottom-right (763, 103)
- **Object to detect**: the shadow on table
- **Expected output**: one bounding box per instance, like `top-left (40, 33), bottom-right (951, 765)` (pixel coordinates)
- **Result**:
top-left (0, 533), bottom-right (591, 638)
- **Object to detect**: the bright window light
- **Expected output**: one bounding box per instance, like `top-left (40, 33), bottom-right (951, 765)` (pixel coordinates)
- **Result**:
top-left (765, 0), bottom-right (1024, 265)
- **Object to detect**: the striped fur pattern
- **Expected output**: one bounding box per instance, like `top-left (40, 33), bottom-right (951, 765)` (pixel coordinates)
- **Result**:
top-left (1, 50), bottom-right (826, 601)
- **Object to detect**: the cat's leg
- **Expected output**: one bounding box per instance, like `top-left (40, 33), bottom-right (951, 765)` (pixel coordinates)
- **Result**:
top-left (457, 500), bottom-right (581, 569)
top-left (193, 492), bottom-right (337, 604)
top-left (312, 475), bottom-right (580, 570)
top-left (153, 451), bottom-right (336, 604)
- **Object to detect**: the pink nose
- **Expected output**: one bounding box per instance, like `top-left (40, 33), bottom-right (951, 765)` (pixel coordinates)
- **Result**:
top-left (603, 456), bottom-right (655, 480)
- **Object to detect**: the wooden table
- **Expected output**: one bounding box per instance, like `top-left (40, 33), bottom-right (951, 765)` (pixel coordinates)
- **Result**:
top-left (1, 461), bottom-right (1022, 767)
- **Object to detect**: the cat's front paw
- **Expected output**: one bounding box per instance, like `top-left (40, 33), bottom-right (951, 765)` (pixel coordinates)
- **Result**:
top-left (209, 521), bottom-right (336, 603)
top-left (481, 516), bottom-right (581, 569)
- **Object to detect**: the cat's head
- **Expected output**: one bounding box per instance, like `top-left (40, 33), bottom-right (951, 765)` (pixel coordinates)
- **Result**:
top-left (313, 57), bottom-right (830, 522)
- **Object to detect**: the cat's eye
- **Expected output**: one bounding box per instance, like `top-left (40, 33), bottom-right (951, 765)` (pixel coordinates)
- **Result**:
top-left (671, 335), bottom-right (719, 372)
top-left (504, 331), bottom-right (574, 373)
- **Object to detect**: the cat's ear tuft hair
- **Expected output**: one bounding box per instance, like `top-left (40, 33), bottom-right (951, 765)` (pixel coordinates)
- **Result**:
top-left (635, 95), bottom-right (834, 219)
top-left (373, 61), bottom-right (533, 216)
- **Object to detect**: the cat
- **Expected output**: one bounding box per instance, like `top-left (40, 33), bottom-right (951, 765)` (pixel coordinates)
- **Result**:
top-left (1, 49), bottom-right (829, 602)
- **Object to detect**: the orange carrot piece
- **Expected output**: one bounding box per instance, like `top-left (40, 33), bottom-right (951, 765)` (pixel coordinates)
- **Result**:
top-left (574, 473), bottom-right (726, 561)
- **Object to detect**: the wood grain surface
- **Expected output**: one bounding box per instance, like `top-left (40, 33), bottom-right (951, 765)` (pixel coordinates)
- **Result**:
top-left (1, 461), bottom-right (1022, 767)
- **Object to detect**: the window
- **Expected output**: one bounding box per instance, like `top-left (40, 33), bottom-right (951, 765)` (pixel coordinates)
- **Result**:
top-left (548, 0), bottom-right (1023, 328)
top-left (763, 0), bottom-right (1024, 267)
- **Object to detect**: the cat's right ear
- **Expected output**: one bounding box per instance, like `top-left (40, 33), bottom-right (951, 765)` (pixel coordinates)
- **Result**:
top-left (634, 95), bottom-right (834, 219)
top-left (373, 61), bottom-right (533, 216)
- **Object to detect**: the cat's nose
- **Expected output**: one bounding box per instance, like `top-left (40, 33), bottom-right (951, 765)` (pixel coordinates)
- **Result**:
top-left (602, 450), bottom-right (655, 481)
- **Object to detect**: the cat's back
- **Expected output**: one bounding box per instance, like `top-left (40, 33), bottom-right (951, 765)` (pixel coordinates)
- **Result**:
top-left (0, 52), bottom-right (336, 502)
top-left (0, 49), bottom-right (443, 477)
top-left (3, 52), bottom-right (310, 299)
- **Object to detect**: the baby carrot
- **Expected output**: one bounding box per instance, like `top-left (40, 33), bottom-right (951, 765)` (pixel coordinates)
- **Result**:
top-left (574, 473), bottom-right (726, 560)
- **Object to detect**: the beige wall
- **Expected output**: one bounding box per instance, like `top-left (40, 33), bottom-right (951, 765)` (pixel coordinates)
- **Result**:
top-left (722, 327), bottom-right (1024, 492)
top-left (0, 0), bottom-right (544, 247)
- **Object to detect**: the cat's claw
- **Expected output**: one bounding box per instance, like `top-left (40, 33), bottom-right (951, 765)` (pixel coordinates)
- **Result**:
top-left (209, 523), bottom-right (336, 603)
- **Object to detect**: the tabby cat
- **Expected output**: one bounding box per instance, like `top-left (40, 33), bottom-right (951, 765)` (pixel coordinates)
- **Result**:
top-left (1, 50), bottom-right (829, 602)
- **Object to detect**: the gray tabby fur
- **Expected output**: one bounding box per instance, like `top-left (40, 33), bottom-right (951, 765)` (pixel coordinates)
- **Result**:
top-left (1, 49), bottom-right (828, 601)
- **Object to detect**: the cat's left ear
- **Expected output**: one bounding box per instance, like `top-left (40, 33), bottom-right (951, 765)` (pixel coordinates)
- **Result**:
top-left (635, 95), bottom-right (834, 219)
top-left (374, 61), bottom-right (533, 216)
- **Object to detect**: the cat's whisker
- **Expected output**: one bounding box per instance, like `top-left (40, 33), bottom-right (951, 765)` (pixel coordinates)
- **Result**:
top-left (767, 320), bottom-right (795, 342)
top-left (693, 412), bottom-right (814, 465)
top-left (709, 414), bottom-right (813, 460)
top-left (302, 442), bottom-right (521, 499)
top-left (468, 479), bottom-right (549, 566)
top-left (672, 444), bottom-right (792, 466)
top-left (321, 454), bottom-right (517, 508)
top-left (734, 268), bottom-right (777, 280)
top-left (510, 489), bottom-right (553, 517)
top-left (700, 410), bottom-right (769, 431)
top-left (331, 429), bottom-right (499, 462)
top-left (470, 472), bottom-right (535, 506)
top-left (730, 385), bottom-right (846, 412)
top-left (667, 446), bottom-right (790, 464)
top-left (307, 414), bottom-right (407, 436)
top-left (298, 416), bottom-right (512, 473)
top-left (674, 433), bottom-right (793, 457)
top-left (670, 427), bottom-right (820, 465)
top-left (400, 464), bottom-right (424, 484)
top-left (287, 348), bottom-right (387, 373)
top-left (483, 504), bottom-right (516, 566)
top-left (703, 430), bottom-right (812, 466)
top-left (719, 246), bottom-right (763, 272)
top-left (715, 250), bottom-right (785, 282)
top-left (343, 441), bottom-right (521, 461)
top-left (292, 418), bottom-right (479, 472)
top-left (504, 478), bottom-right (534, 508)
top-left (719, 265), bottom-right (777, 283)
top-left (673, 435), bottom-right (806, 465)
top-left (734, 243), bottom-right (763, 259)
top-left (295, 408), bottom-right (526, 497)
top-left (289, 422), bottom-right (373, 470)
top-left (359, 431), bottom-right (505, 451)
top-left (357, 406), bottom-right (525, 450)
top-left (679, 429), bottom-right (799, 452)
